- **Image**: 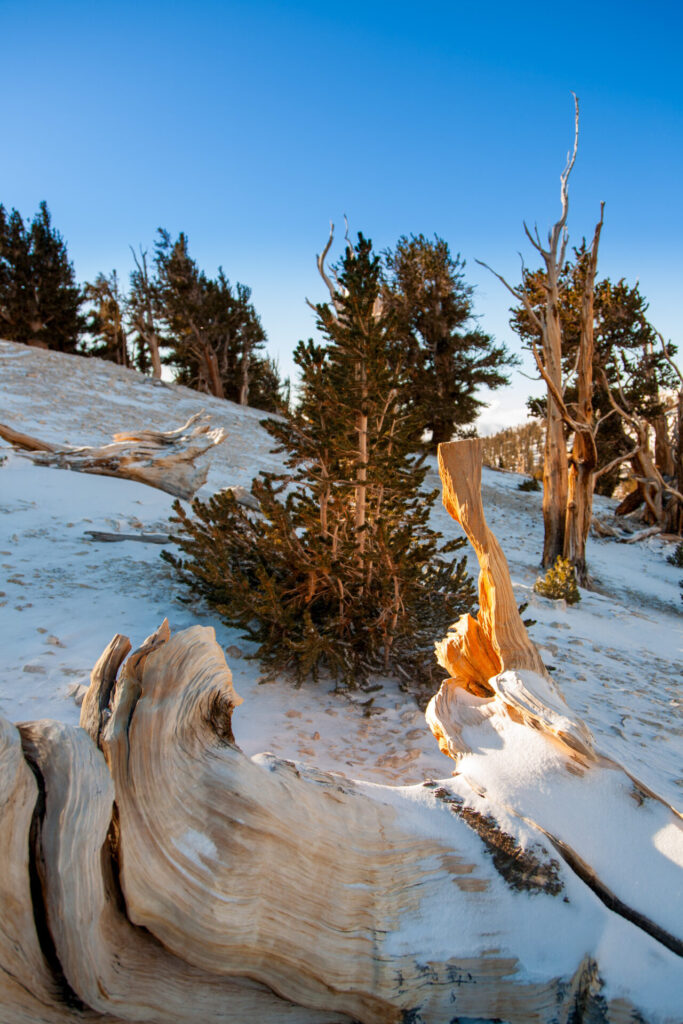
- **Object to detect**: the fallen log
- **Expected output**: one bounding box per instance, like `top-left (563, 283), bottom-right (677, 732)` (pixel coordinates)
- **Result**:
top-left (620, 525), bottom-right (663, 544)
top-left (590, 515), bottom-right (620, 539)
top-left (0, 412), bottom-right (226, 500)
top-left (84, 531), bottom-right (173, 544)
top-left (0, 440), bottom-right (680, 1023)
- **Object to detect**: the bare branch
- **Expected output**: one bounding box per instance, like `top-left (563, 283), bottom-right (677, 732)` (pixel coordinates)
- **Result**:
top-left (593, 407), bottom-right (618, 432)
top-left (557, 227), bottom-right (569, 270)
top-left (561, 93), bottom-right (580, 220)
top-left (594, 440), bottom-right (644, 481)
top-left (598, 366), bottom-right (642, 433)
top-left (642, 463), bottom-right (683, 504)
top-left (548, 93), bottom-right (580, 258)
top-left (656, 330), bottom-right (683, 385)
top-left (562, 345), bottom-right (582, 398)
top-left (529, 334), bottom-right (594, 441)
top-left (316, 222), bottom-right (337, 304)
top-left (481, 258), bottom-right (548, 346)
top-left (523, 221), bottom-right (545, 256)
top-left (343, 214), bottom-right (355, 257)
top-left (661, 479), bottom-right (683, 503)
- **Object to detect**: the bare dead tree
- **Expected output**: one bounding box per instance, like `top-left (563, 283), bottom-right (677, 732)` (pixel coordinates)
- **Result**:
top-left (128, 247), bottom-right (163, 379)
top-left (478, 95), bottom-right (609, 582)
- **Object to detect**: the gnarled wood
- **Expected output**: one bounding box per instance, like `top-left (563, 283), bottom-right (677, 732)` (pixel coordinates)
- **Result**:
top-left (0, 412), bottom-right (226, 500)
top-left (17, 717), bottom-right (344, 1024)
top-left (1, 441), bottom-right (681, 1023)
top-left (429, 438), bottom-right (682, 964)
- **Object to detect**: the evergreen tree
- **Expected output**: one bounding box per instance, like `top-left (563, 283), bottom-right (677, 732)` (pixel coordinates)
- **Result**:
top-left (84, 270), bottom-right (129, 365)
top-left (127, 247), bottom-right (164, 377)
top-left (164, 234), bottom-right (474, 694)
top-left (154, 229), bottom-right (282, 410)
top-left (384, 234), bottom-right (516, 449)
top-left (154, 230), bottom-right (225, 395)
top-left (0, 201), bottom-right (84, 351)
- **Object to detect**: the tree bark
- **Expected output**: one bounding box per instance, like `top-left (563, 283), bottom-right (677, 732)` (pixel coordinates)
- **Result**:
top-left (147, 328), bottom-right (163, 379)
top-left (201, 341), bottom-right (225, 400)
top-left (561, 214), bottom-right (602, 583)
top-left (542, 396), bottom-right (567, 566)
top-left (239, 350), bottom-right (250, 406)
top-left (355, 359), bottom-right (368, 556)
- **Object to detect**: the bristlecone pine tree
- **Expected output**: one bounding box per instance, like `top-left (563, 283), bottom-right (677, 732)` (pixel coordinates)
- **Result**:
top-left (164, 234), bottom-right (474, 694)
top-left (384, 234), bottom-right (515, 450)
top-left (0, 201), bottom-right (84, 351)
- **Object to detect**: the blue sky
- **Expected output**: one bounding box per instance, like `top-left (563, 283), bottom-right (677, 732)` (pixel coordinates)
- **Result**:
top-left (2, 0), bottom-right (681, 429)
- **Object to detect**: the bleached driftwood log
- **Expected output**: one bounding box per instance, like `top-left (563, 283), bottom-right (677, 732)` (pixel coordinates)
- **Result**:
top-left (0, 412), bottom-right (225, 500)
top-left (1, 440), bottom-right (680, 1023)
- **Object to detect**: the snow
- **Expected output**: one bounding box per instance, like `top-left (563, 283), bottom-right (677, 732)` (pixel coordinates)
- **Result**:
top-left (1, 340), bottom-right (682, 1019)
top-left (0, 339), bottom-right (680, 796)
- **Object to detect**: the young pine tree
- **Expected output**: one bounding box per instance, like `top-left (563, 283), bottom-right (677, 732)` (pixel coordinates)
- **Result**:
top-left (164, 234), bottom-right (474, 695)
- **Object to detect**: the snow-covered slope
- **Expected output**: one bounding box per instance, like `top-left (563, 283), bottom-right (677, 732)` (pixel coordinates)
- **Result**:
top-left (0, 340), bottom-right (681, 807)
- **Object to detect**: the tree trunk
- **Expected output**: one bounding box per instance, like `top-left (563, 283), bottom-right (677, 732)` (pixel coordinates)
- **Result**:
top-left (632, 446), bottom-right (663, 524)
top-left (147, 329), bottom-right (163, 379)
top-left (430, 416), bottom-right (452, 449)
top-left (203, 344), bottom-right (225, 400)
top-left (1, 441), bottom-right (680, 1023)
top-left (355, 360), bottom-right (368, 556)
top-left (562, 217), bottom-right (601, 584)
top-left (239, 350), bottom-right (250, 406)
top-left (0, 412), bottom-right (226, 500)
top-left (562, 430), bottom-right (595, 584)
top-left (654, 414), bottom-right (675, 478)
top-left (538, 244), bottom-right (570, 568)
top-left (542, 395), bottom-right (567, 566)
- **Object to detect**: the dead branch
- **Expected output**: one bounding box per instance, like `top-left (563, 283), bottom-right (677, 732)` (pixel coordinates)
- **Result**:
top-left (84, 531), bottom-right (173, 544)
top-left (620, 525), bottom-right (663, 543)
top-left (0, 413), bottom-right (226, 500)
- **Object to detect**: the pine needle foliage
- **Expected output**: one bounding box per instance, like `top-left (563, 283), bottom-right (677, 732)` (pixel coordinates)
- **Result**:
top-left (533, 557), bottom-right (581, 604)
top-left (517, 477), bottom-right (541, 492)
top-left (164, 234), bottom-right (475, 693)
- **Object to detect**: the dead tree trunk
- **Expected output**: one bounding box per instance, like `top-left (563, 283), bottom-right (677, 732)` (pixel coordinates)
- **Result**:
top-left (542, 394), bottom-right (568, 566)
top-left (561, 210), bottom-right (603, 583)
top-left (0, 441), bottom-right (680, 1023)
top-left (479, 97), bottom-right (607, 581)
top-left (0, 412), bottom-right (226, 500)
